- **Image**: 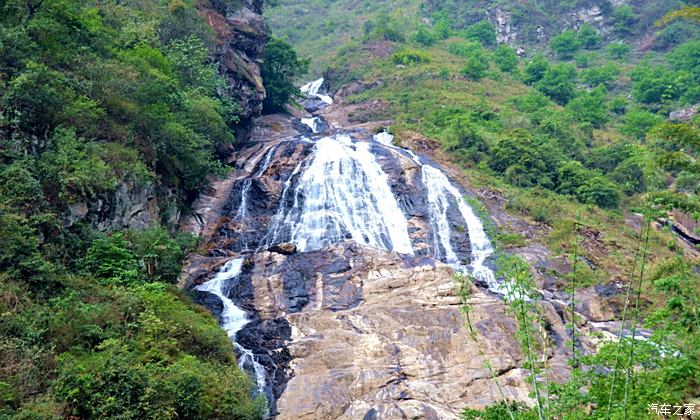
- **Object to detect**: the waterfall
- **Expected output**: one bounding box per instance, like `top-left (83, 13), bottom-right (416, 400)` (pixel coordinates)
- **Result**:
top-left (266, 135), bottom-right (413, 254)
top-left (195, 259), bottom-right (268, 397)
top-left (373, 132), bottom-right (502, 293)
top-left (300, 117), bottom-right (322, 133)
top-left (237, 145), bottom-right (279, 220)
top-left (421, 165), bottom-right (502, 292)
top-left (300, 78), bottom-right (333, 104)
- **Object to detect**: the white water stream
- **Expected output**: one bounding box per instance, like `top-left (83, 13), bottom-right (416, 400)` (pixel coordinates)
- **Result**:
top-left (373, 131), bottom-right (503, 293)
top-left (300, 117), bottom-right (322, 133)
top-left (300, 77), bottom-right (333, 104)
top-left (195, 259), bottom-right (267, 394)
top-left (267, 135), bottom-right (413, 254)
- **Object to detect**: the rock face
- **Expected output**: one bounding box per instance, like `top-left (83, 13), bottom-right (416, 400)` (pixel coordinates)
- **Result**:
top-left (64, 2), bottom-right (270, 232)
top-left (64, 175), bottom-right (166, 231)
top-left (199, 0), bottom-right (269, 121)
top-left (246, 244), bottom-right (533, 419)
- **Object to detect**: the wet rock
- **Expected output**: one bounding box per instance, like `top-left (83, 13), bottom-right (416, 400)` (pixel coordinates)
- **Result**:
top-left (268, 242), bottom-right (297, 255)
top-left (192, 289), bottom-right (225, 320)
top-left (303, 98), bottom-right (328, 114)
top-left (229, 244), bottom-right (536, 419)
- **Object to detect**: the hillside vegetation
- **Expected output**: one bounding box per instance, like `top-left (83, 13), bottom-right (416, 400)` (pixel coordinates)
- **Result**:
top-left (0, 0), bottom-right (309, 417)
top-left (268, 1), bottom-right (700, 417)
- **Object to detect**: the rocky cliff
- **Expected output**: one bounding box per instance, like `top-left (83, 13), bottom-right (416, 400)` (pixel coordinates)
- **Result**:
top-left (66, 1), bottom-right (270, 232)
top-left (199, 0), bottom-right (269, 122)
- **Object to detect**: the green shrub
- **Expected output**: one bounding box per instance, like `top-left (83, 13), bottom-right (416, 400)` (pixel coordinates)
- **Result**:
top-left (523, 54), bottom-right (550, 85)
top-left (577, 23), bottom-right (601, 49)
top-left (412, 26), bottom-right (437, 46)
top-left (621, 109), bottom-right (663, 140)
top-left (566, 85), bottom-right (608, 127)
top-left (581, 63), bottom-right (620, 88)
top-left (576, 176), bottom-right (620, 208)
top-left (463, 20), bottom-right (496, 46)
top-left (612, 5), bottom-right (638, 36)
top-left (606, 41), bottom-right (631, 59)
top-left (447, 41), bottom-right (482, 57)
top-left (550, 30), bottom-right (581, 59)
top-left (460, 49), bottom-right (489, 80)
top-left (391, 49), bottom-right (431, 65)
top-left (536, 63), bottom-right (577, 104)
top-left (493, 45), bottom-right (518, 73)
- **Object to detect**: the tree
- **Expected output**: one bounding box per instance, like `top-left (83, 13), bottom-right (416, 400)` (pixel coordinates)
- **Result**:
top-left (576, 176), bottom-right (620, 208)
top-left (606, 41), bottom-right (631, 59)
top-left (612, 5), bottom-right (638, 36)
top-left (567, 85), bottom-right (608, 127)
top-left (550, 30), bottom-right (581, 59)
top-left (493, 45), bottom-right (518, 73)
top-left (523, 54), bottom-right (550, 85)
top-left (463, 20), bottom-right (496, 46)
top-left (461, 49), bottom-right (489, 80)
top-left (261, 37), bottom-right (309, 113)
top-left (536, 63), bottom-right (577, 104)
top-left (577, 23), bottom-right (601, 49)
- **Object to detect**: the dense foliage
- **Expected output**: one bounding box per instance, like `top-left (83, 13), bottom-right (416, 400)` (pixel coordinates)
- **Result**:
top-left (0, 0), bottom-right (298, 417)
top-left (261, 37), bottom-right (309, 112)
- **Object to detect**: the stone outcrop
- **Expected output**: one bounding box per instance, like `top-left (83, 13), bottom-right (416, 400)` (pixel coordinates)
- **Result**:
top-left (199, 0), bottom-right (269, 120)
top-left (64, 175), bottom-right (166, 231)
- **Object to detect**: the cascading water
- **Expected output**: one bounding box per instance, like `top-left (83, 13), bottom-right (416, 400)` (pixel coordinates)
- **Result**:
top-left (300, 117), bottom-right (322, 133)
top-left (195, 259), bottom-right (268, 402)
top-left (266, 135), bottom-right (414, 254)
top-left (373, 132), bottom-right (503, 293)
top-left (237, 144), bottom-right (279, 221)
top-left (300, 77), bottom-right (333, 104)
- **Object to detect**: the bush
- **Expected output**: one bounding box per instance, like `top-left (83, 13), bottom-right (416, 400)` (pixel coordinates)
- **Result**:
top-left (460, 49), bottom-right (489, 80)
top-left (391, 49), bottom-right (431, 65)
top-left (581, 63), bottom-right (620, 88)
top-left (566, 85), bottom-right (608, 127)
top-left (447, 40), bottom-right (482, 57)
top-left (536, 63), bottom-right (577, 104)
top-left (556, 160), bottom-right (590, 196)
top-left (621, 109), bottom-right (663, 140)
top-left (550, 30), bottom-right (581, 59)
top-left (523, 54), bottom-right (550, 85)
top-left (463, 20), bottom-right (496, 46)
top-left (490, 130), bottom-right (560, 189)
top-left (610, 158), bottom-right (647, 195)
top-left (578, 23), bottom-right (601, 49)
top-left (576, 176), bottom-right (621, 208)
top-left (83, 228), bottom-right (195, 285)
top-left (412, 26), bottom-right (437, 46)
top-left (606, 41), bottom-right (631, 59)
top-left (612, 5), bottom-right (638, 36)
top-left (493, 45), bottom-right (518, 73)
